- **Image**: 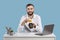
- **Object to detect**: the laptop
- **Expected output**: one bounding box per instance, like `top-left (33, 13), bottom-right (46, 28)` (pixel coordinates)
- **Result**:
top-left (35, 24), bottom-right (54, 36)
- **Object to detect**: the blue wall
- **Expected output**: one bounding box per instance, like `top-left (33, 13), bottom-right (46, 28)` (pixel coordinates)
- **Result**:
top-left (0, 0), bottom-right (60, 40)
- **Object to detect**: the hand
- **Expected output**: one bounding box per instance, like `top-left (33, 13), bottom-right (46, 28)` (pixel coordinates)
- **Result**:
top-left (24, 18), bottom-right (28, 23)
top-left (33, 28), bottom-right (37, 32)
top-left (32, 23), bottom-right (36, 28)
top-left (21, 18), bottom-right (28, 26)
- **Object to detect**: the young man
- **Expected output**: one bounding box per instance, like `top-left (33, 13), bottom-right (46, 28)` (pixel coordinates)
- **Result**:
top-left (17, 4), bottom-right (42, 33)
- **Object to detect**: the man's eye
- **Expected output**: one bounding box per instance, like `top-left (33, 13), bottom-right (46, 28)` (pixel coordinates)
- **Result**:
top-left (28, 8), bottom-right (29, 10)
top-left (31, 8), bottom-right (33, 10)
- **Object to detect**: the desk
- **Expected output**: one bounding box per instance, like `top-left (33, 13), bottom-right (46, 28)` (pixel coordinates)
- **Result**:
top-left (3, 33), bottom-right (56, 40)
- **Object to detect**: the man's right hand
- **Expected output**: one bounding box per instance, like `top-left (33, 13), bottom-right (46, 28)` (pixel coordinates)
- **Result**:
top-left (21, 18), bottom-right (28, 26)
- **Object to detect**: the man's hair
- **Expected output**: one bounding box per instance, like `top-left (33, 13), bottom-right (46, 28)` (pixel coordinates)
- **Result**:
top-left (26, 4), bottom-right (34, 8)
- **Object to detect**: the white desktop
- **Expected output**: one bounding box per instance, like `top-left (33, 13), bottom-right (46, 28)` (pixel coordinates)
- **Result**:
top-left (3, 32), bottom-right (56, 40)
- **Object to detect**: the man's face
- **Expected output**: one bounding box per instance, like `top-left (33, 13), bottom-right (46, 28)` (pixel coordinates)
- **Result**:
top-left (26, 6), bottom-right (34, 16)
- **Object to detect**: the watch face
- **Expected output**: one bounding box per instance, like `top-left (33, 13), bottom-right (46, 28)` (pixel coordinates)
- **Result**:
top-left (28, 23), bottom-right (33, 29)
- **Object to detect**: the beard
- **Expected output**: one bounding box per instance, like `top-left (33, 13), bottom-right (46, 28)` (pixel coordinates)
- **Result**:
top-left (27, 12), bottom-right (34, 16)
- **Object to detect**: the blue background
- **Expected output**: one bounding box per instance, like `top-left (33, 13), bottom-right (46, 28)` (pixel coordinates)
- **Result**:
top-left (0, 0), bottom-right (60, 40)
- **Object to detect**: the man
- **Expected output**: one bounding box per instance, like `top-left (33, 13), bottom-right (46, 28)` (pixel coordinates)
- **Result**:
top-left (17, 4), bottom-right (42, 33)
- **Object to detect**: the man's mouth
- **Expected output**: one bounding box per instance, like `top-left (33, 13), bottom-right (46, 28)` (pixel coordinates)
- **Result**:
top-left (27, 12), bottom-right (33, 16)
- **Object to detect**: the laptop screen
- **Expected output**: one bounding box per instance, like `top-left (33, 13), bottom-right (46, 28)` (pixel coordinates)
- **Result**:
top-left (43, 24), bottom-right (54, 34)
